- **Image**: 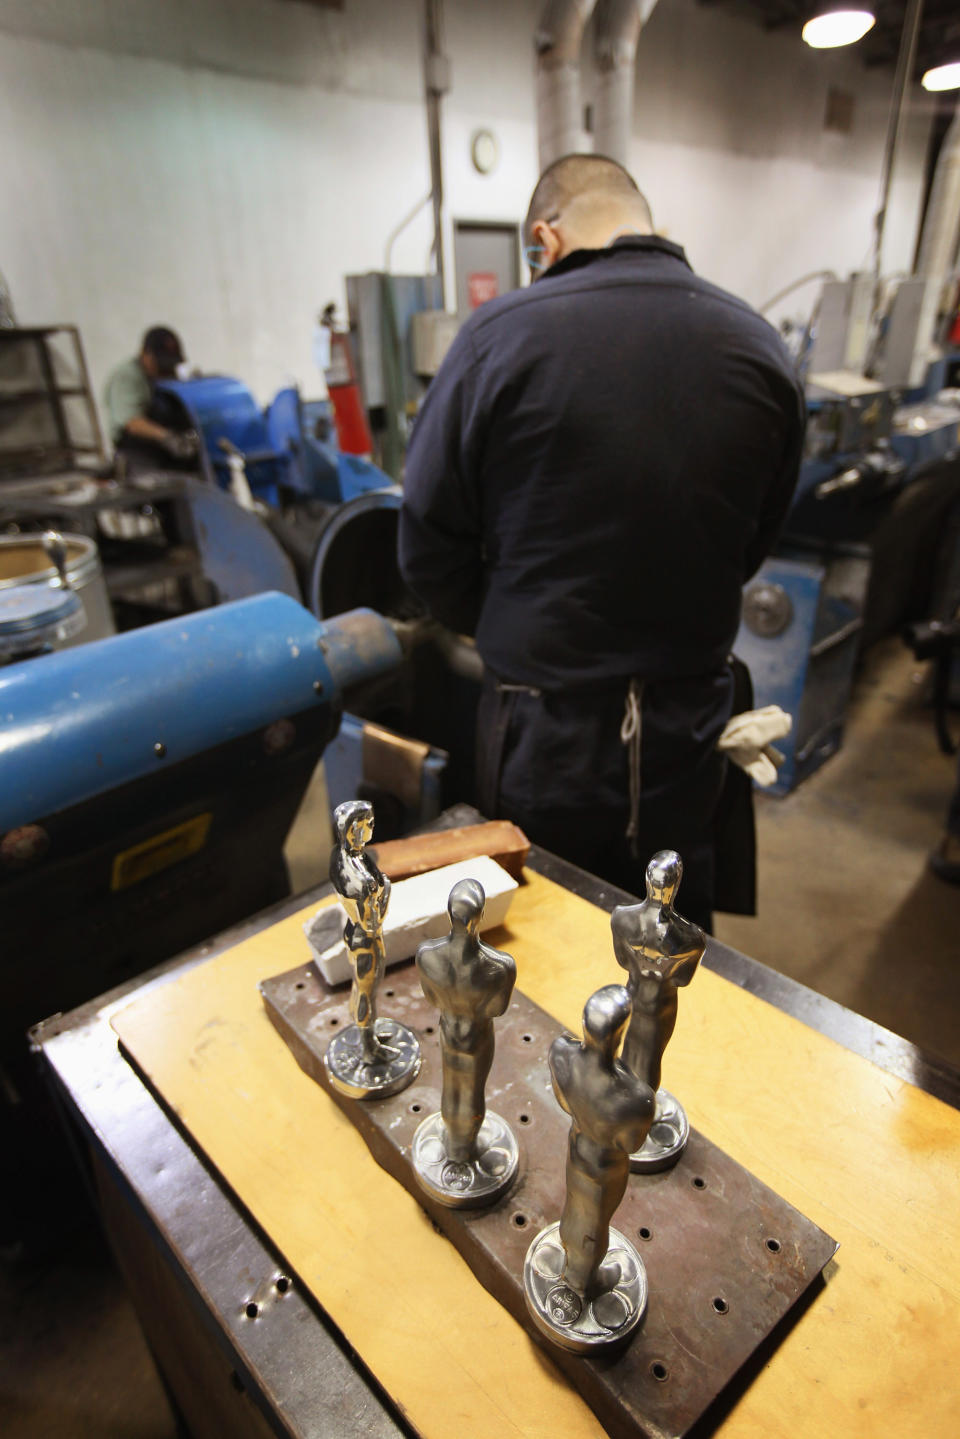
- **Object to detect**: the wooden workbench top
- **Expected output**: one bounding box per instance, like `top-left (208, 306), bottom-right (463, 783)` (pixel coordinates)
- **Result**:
top-left (112, 868), bottom-right (960, 1438)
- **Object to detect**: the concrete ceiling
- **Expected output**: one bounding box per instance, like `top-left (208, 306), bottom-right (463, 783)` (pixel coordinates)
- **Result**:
top-left (696, 0), bottom-right (960, 78)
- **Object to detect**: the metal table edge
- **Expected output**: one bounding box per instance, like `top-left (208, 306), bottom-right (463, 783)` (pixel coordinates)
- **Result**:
top-left (35, 993), bottom-right (416, 1439)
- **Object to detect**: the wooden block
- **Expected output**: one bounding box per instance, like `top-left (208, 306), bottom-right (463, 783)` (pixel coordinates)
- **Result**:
top-left (370, 821), bottom-right (530, 882)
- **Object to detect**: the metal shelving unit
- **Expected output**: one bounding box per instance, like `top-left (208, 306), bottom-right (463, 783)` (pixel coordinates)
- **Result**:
top-left (0, 326), bottom-right (105, 477)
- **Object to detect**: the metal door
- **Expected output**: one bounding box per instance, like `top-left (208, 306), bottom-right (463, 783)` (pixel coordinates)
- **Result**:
top-left (453, 221), bottom-right (521, 320)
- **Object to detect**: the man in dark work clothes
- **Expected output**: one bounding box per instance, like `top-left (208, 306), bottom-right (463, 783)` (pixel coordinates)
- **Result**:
top-left (399, 155), bottom-right (804, 930)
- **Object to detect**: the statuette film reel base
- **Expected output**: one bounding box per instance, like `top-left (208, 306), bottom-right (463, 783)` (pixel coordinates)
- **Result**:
top-left (524, 1222), bottom-right (648, 1353)
top-left (324, 1016), bottom-right (422, 1099)
top-left (411, 1109), bottom-right (518, 1207)
top-left (630, 1087), bottom-right (690, 1172)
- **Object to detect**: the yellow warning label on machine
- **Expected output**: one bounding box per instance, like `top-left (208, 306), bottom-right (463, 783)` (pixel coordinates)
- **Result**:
top-left (111, 813), bottom-right (212, 891)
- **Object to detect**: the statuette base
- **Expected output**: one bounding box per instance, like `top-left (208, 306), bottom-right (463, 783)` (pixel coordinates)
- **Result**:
top-left (523, 1223), bottom-right (647, 1353)
top-left (629, 1088), bottom-right (689, 1173)
top-left (411, 1110), bottom-right (518, 1208)
top-left (323, 1018), bottom-right (421, 1099)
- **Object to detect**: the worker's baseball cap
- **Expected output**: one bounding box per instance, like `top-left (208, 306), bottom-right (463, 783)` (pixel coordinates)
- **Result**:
top-left (141, 326), bottom-right (185, 376)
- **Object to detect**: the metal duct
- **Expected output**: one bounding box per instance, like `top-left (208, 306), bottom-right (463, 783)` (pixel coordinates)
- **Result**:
top-left (594, 0), bottom-right (656, 166)
top-left (424, 0), bottom-right (449, 296)
top-left (916, 108), bottom-right (960, 281)
top-left (536, 0), bottom-right (597, 171)
top-left (905, 108), bottom-right (960, 384)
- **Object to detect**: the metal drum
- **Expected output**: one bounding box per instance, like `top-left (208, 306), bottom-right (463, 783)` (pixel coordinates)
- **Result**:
top-left (0, 533), bottom-right (115, 648)
top-left (0, 584), bottom-right (85, 664)
top-left (307, 488), bottom-right (421, 620)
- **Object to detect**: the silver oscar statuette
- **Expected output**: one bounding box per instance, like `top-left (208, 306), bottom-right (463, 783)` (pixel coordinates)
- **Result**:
top-left (412, 878), bottom-right (519, 1207)
top-left (611, 849), bottom-right (706, 1172)
top-left (523, 985), bottom-right (654, 1353)
top-left (323, 800), bottom-right (421, 1099)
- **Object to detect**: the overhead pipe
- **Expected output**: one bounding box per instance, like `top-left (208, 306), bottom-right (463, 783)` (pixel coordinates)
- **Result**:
top-left (593, 0), bottom-right (656, 166)
top-left (870, 0), bottom-right (924, 277)
top-left (535, 0), bottom-right (597, 171)
top-left (915, 106), bottom-right (960, 281)
top-left (423, 0), bottom-right (449, 297)
top-left (905, 106), bottom-right (960, 383)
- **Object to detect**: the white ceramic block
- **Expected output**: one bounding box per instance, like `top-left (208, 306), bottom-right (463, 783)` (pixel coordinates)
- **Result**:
top-left (304, 855), bottom-right (518, 987)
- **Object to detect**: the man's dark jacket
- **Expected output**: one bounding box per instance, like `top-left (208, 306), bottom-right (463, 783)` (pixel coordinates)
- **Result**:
top-left (399, 236), bottom-right (805, 691)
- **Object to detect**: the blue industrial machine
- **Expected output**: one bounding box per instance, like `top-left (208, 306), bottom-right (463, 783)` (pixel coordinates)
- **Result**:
top-left (1, 591), bottom-right (405, 1245)
top-left (738, 372), bottom-right (960, 794)
top-left (265, 385), bottom-right (393, 505)
top-left (1, 592), bottom-right (401, 1083)
top-left (747, 242), bottom-right (960, 794)
top-left (736, 549), bottom-right (871, 794)
top-left (157, 375), bottom-right (286, 504)
top-left (890, 393), bottom-right (960, 470)
top-left (156, 375), bottom-right (392, 507)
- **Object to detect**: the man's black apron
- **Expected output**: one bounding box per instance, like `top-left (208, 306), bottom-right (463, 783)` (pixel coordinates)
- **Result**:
top-left (476, 659), bottom-right (756, 932)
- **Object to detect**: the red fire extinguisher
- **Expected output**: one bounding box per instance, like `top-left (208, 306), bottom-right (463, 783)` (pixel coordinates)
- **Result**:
top-left (948, 280), bottom-right (960, 349)
top-left (321, 303), bottom-right (374, 457)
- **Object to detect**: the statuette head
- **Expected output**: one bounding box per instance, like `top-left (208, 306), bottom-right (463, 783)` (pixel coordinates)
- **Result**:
top-left (447, 877), bottom-right (485, 933)
top-left (582, 984), bottom-right (632, 1057)
top-left (335, 799), bottom-right (374, 851)
top-left (646, 849), bottom-right (682, 905)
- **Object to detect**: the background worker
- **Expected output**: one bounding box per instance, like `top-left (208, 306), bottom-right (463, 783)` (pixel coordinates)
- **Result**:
top-left (399, 155), bottom-right (805, 930)
top-left (103, 326), bottom-right (197, 474)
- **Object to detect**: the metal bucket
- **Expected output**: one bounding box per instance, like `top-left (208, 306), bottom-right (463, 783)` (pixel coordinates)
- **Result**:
top-left (0, 533), bottom-right (115, 648)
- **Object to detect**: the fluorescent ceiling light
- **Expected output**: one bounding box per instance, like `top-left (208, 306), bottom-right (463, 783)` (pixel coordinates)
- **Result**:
top-left (922, 63), bottom-right (960, 92)
top-left (802, 10), bottom-right (875, 49)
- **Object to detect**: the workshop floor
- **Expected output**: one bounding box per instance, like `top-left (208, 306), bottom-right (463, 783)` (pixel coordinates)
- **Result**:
top-left (0, 1224), bottom-right (180, 1438)
top-left (3, 636), bottom-right (957, 1439)
top-left (716, 636), bottom-right (960, 1071)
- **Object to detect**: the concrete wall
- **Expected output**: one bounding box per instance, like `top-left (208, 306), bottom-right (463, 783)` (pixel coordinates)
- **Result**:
top-left (0, 0), bottom-right (935, 411)
top-left (616, 2), bottom-right (932, 323)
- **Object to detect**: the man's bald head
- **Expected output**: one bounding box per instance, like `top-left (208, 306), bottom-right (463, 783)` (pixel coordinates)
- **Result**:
top-left (524, 154), bottom-right (654, 259)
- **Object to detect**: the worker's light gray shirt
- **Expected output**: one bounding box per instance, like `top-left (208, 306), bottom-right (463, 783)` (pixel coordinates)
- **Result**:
top-left (103, 357), bottom-right (150, 440)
